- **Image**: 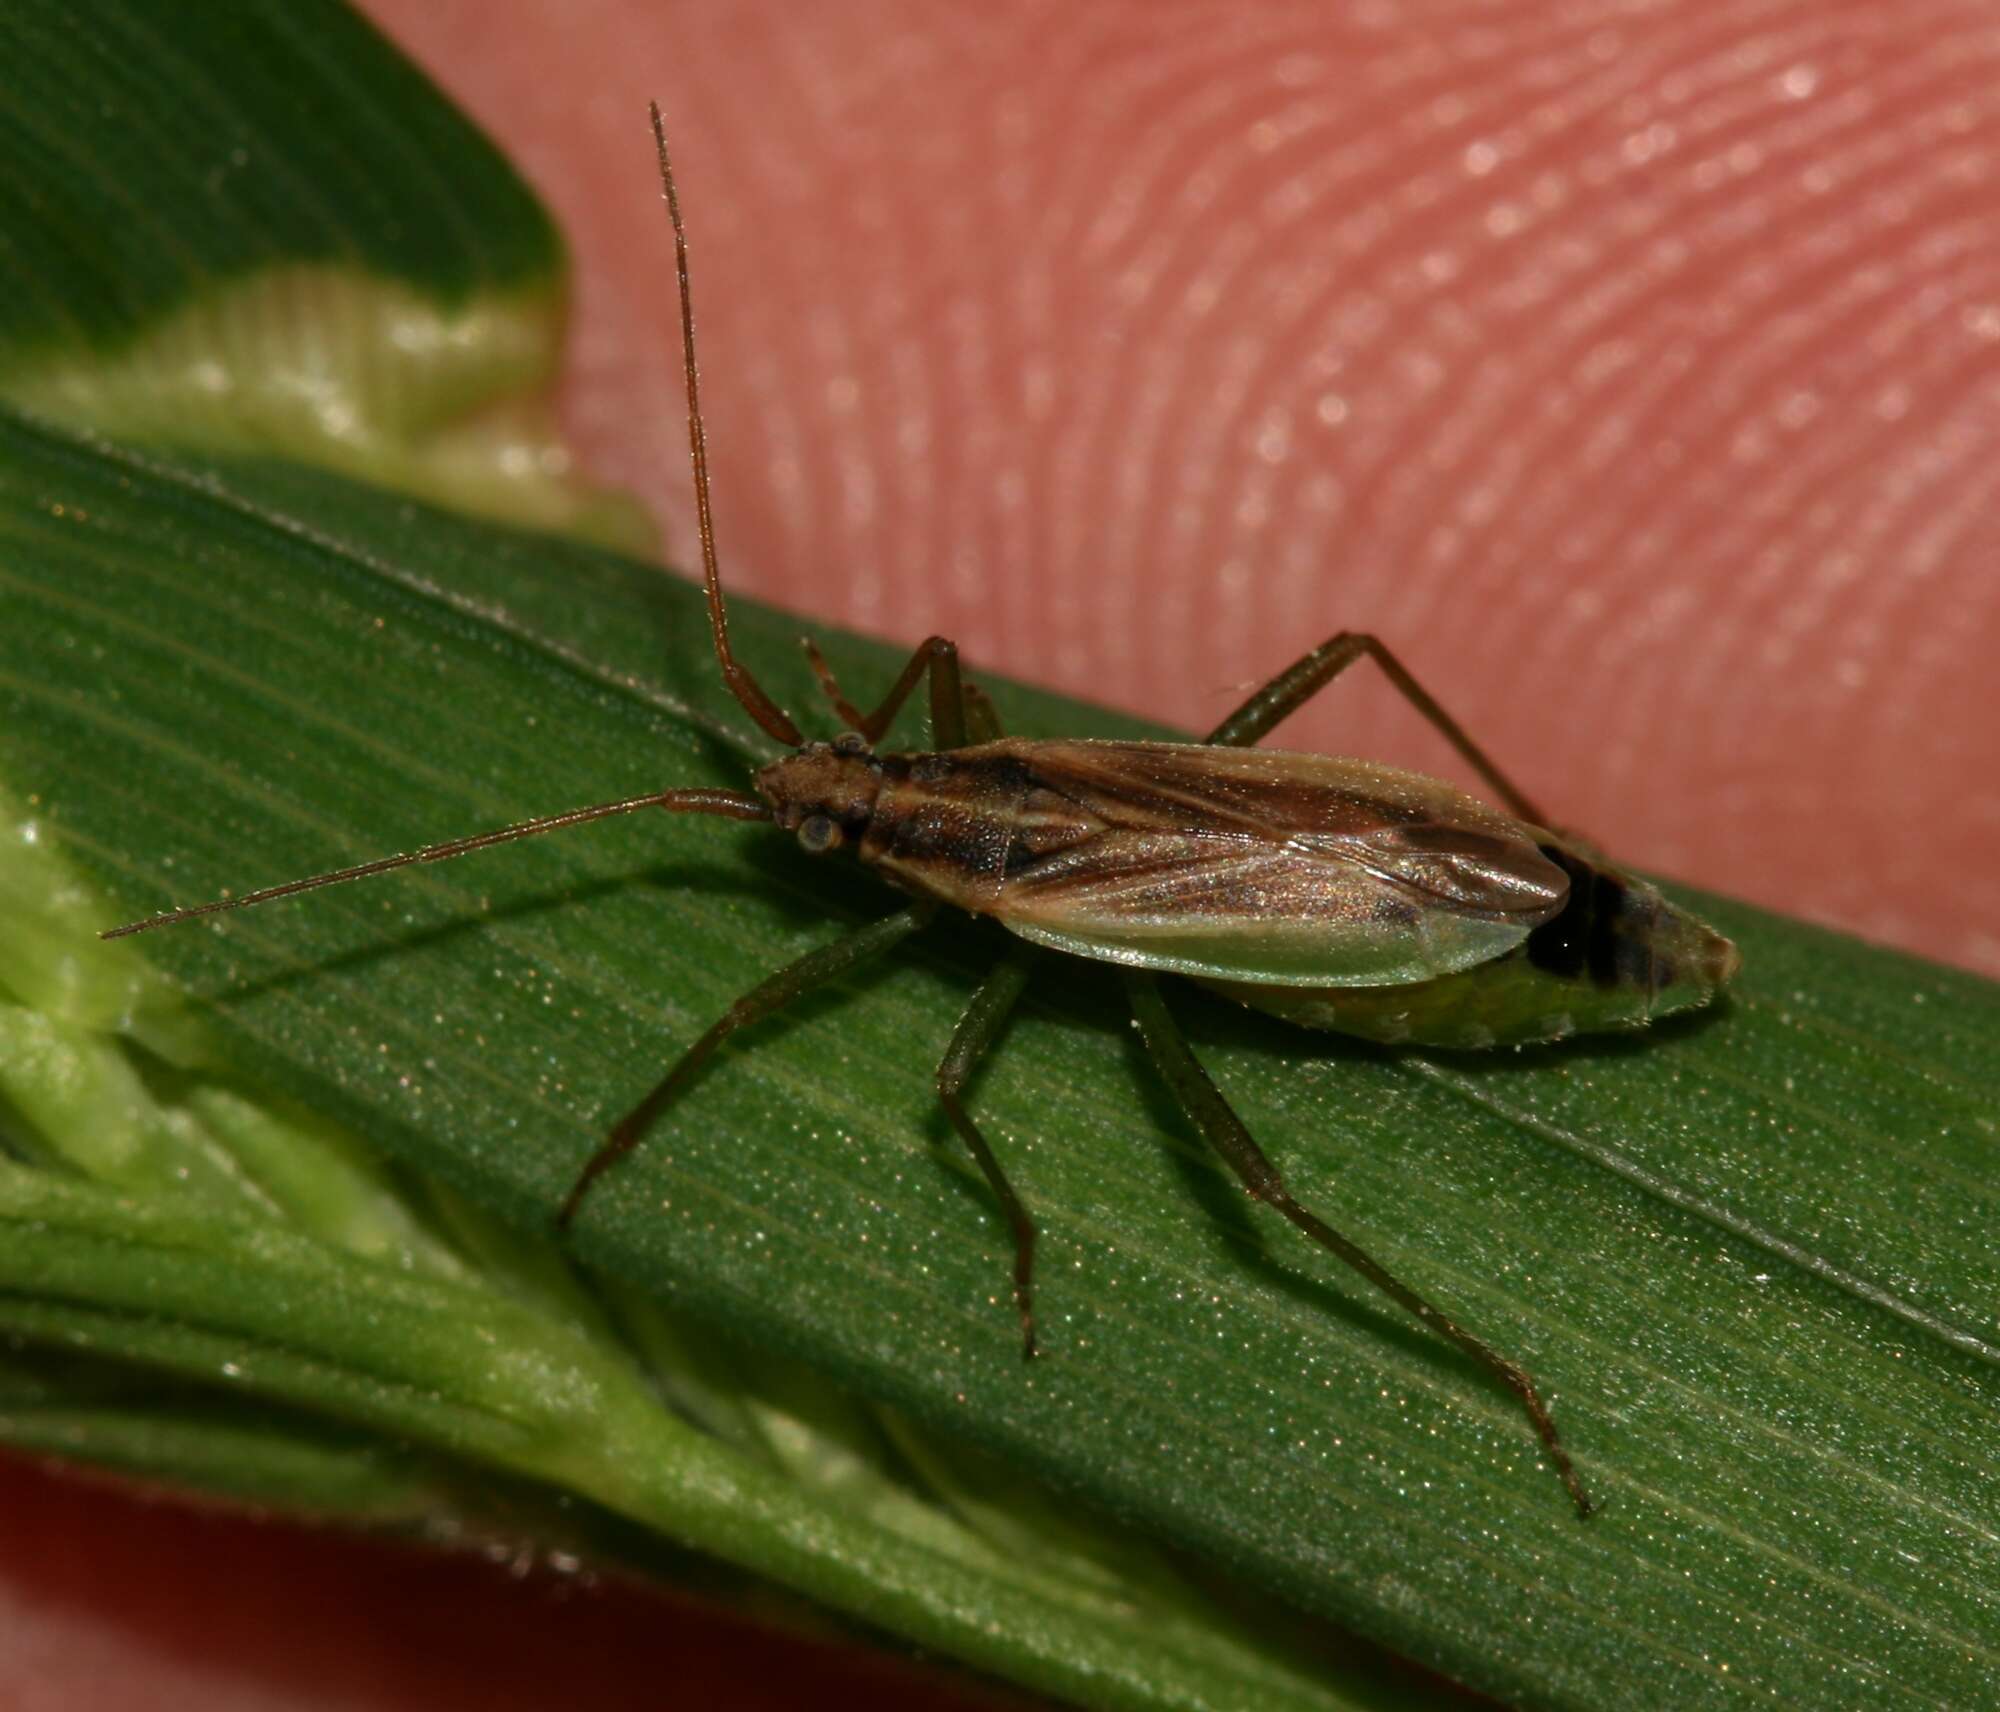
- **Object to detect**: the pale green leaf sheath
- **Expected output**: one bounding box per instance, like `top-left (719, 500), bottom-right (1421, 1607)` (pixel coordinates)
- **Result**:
top-left (3, 4), bottom-right (2000, 1711)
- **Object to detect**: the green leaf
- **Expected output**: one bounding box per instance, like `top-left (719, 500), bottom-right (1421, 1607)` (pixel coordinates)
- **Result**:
top-left (3, 412), bottom-right (1998, 1711)
top-left (0, 0), bottom-right (648, 550)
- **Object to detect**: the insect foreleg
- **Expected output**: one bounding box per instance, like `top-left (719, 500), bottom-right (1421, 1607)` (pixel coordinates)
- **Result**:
top-left (803, 634), bottom-right (971, 748)
top-left (1204, 630), bottom-right (1546, 825)
top-left (1119, 971), bottom-right (1594, 1519)
top-left (557, 902), bottom-right (938, 1227)
top-left (934, 945), bottom-right (1040, 1356)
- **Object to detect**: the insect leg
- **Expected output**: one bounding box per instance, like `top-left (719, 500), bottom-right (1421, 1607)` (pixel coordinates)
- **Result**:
top-left (1120, 971), bottom-right (1594, 1518)
top-left (558, 902), bottom-right (938, 1227)
top-left (934, 945), bottom-right (1041, 1356)
top-left (803, 635), bottom-right (971, 748)
top-left (1203, 631), bottom-right (1546, 825)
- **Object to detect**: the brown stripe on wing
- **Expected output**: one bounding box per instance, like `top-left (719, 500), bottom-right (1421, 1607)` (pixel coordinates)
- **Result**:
top-left (979, 739), bottom-right (1568, 929)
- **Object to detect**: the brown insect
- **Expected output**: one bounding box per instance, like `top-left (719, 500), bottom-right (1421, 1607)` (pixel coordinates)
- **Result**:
top-left (104, 106), bottom-right (1743, 1519)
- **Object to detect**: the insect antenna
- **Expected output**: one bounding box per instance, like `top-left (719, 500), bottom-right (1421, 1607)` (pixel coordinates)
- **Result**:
top-left (650, 102), bottom-right (803, 751)
top-left (99, 789), bottom-right (770, 940)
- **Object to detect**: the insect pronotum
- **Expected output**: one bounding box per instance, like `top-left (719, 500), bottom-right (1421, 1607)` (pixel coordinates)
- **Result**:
top-left (104, 105), bottom-right (1743, 1521)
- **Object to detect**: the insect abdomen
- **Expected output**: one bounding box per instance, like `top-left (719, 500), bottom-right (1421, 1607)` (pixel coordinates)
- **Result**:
top-left (1204, 843), bottom-right (1740, 1046)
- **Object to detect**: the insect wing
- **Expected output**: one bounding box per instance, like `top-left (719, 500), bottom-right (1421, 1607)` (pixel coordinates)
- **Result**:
top-left (985, 740), bottom-right (1569, 987)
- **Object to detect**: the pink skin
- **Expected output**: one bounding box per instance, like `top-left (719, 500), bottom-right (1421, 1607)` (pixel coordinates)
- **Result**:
top-left (11, 4), bottom-right (1998, 1705)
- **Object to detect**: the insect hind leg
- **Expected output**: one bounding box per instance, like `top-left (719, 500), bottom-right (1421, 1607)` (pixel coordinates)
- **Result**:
top-left (803, 633), bottom-right (973, 749)
top-left (1120, 970), bottom-right (1594, 1519)
top-left (558, 903), bottom-right (936, 1227)
top-left (934, 945), bottom-right (1040, 1355)
top-left (1203, 630), bottom-right (1546, 825)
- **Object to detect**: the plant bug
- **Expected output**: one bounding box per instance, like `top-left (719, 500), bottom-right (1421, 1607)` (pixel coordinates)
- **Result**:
top-left (102, 105), bottom-right (1742, 1522)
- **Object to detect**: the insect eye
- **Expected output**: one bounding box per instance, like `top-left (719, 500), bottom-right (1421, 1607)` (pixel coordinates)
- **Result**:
top-left (797, 813), bottom-right (843, 854)
top-left (832, 732), bottom-right (869, 756)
